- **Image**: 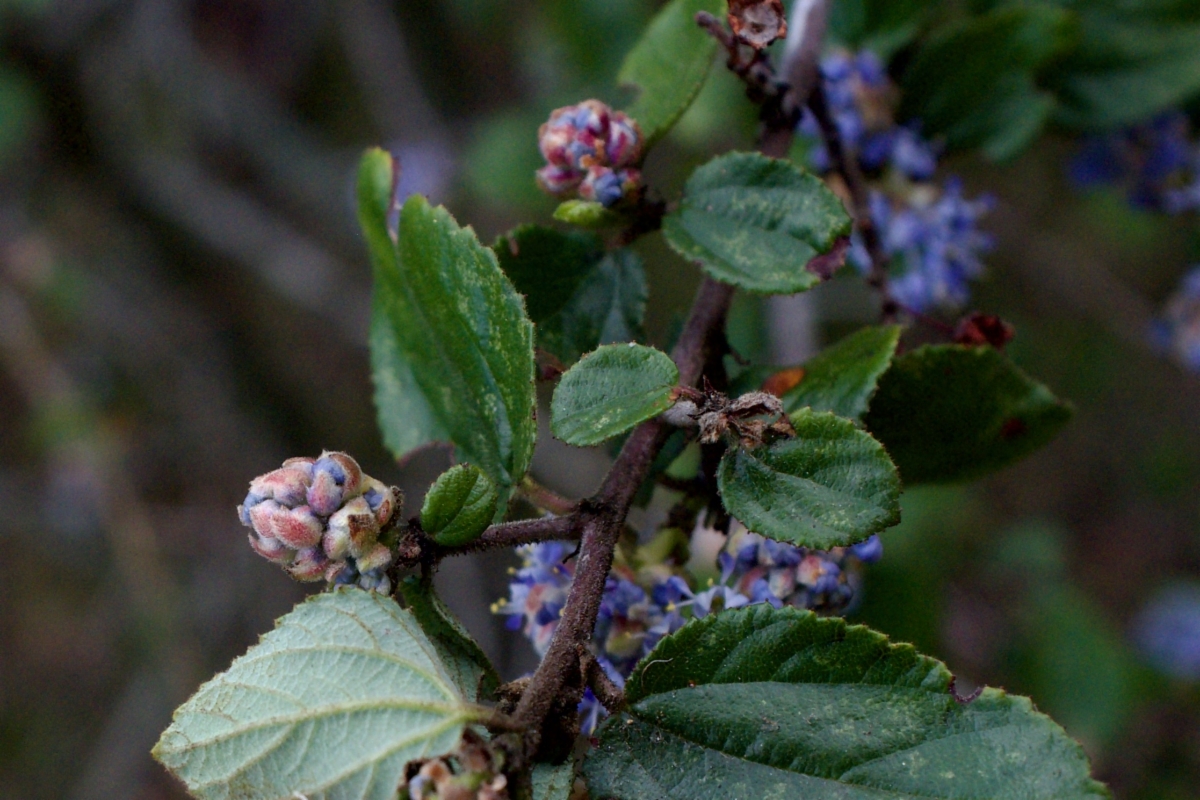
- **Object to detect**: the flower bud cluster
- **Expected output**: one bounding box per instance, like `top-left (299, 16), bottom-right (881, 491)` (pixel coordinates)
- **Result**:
top-left (238, 452), bottom-right (400, 593)
top-left (1152, 266), bottom-right (1200, 371)
top-left (797, 49), bottom-right (995, 312)
top-left (536, 100), bottom-right (643, 208)
top-left (403, 731), bottom-right (509, 800)
top-left (1069, 111), bottom-right (1200, 214)
top-left (494, 522), bottom-right (883, 733)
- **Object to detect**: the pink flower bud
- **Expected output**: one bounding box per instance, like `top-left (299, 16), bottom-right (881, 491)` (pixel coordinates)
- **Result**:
top-left (606, 113), bottom-right (643, 168)
top-left (288, 547), bottom-right (328, 582)
top-left (247, 463), bottom-right (313, 508)
top-left (579, 166), bottom-right (641, 208)
top-left (249, 500), bottom-right (324, 549)
top-left (248, 533), bottom-right (294, 565)
top-left (356, 542), bottom-right (393, 574)
top-left (536, 164), bottom-right (583, 196)
top-left (306, 451), bottom-right (364, 516)
top-left (327, 497), bottom-right (379, 559)
top-left (361, 478), bottom-right (398, 527)
top-left (538, 124), bottom-right (576, 168)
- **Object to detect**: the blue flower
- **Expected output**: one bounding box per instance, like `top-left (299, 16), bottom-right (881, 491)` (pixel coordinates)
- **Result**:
top-left (1069, 112), bottom-right (1200, 213)
top-left (1134, 584), bottom-right (1200, 680)
top-left (855, 179), bottom-right (995, 312)
top-left (1153, 265), bottom-right (1200, 370)
top-left (850, 534), bottom-right (884, 564)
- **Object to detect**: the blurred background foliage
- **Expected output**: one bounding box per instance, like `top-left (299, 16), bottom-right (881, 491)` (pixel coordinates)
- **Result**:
top-left (0, 0), bottom-right (1198, 798)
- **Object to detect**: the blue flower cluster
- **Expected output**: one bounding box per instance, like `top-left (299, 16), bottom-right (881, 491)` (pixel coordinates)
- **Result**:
top-left (494, 526), bottom-right (883, 733)
top-left (1151, 266), bottom-right (1200, 371)
top-left (1133, 584), bottom-right (1200, 680)
top-left (1069, 111), bottom-right (1200, 214)
top-left (797, 50), bottom-right (994, 312)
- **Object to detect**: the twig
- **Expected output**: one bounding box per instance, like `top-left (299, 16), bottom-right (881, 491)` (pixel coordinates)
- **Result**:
top-left (581, 648), bottom-right (626, 712)
top-left (807, 83), bottom-right (898, 322)
top-left (425, 515), bottom-right (582, 560)
top-left (511, 278), bottom-right (733, 756)
top-left (520, 478), bottom-right (579, 516)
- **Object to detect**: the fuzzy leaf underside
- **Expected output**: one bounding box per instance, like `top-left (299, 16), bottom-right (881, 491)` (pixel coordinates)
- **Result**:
top-left (154, 590), bottom-right (478, 800)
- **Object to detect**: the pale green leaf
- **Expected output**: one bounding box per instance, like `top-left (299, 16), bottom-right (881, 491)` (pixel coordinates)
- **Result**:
top-left (717, 409), bottom-right (901, 549)
top-left (585, 605), bottom-right (1110, 800)
top-left (551, 344), bottom-right (679, 447)
top-left (662, 152), bottom-right (852, 293)
top-left (553, 199), bottom-right (623, 229)
top-left (361, 149), bottom-right (537, 511)
top-left (154, 589), bottom-right (481, 800)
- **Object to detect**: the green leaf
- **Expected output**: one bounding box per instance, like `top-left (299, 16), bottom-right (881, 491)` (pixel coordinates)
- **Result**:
top-left (618, 0), bottom-right (723, 147)
top-left (662, 152), bottom-right (853, 294)
top-left (781, 325), bottom-right (901, 421)
top-left (398, 574), bottom-right (501, 703)
top-left (551, 344), bottom-right (679, 447)
top-left (901, 7), bottom-right (1074, 159)
top-left (154, 589), bottom-right (481, 800)
top-left (863, 344), bottom-right (1073, 484)
top-left (532, 762), bottom-right (576, 800)
top-left (829, 0), bottom-right (928, 60)
top-left (717, 409), bottom-right (901, 549)
top-left (495, 226), bottom-right (648, 364)
top-left (361, 149), bottom-right (537, 511)
top-left (1051, 10), bottom-right (1200, 129)
top-left (553, 199), bottom-right (623, 229)
top-left (420, 464), bottom-right (499, 547)
top-left (585, 605), bottom-right (1110, 800)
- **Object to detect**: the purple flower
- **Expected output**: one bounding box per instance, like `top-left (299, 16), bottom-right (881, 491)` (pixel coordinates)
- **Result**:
top-left (1134, 584), bottom-right (1200, 680)
top-left (1153, 266), bottom-right (1200, 370)
top-left (850, 535), bottom-right (884, 564)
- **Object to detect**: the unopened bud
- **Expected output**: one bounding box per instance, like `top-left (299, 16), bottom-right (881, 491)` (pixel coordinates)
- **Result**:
top-left (239, 452), bottom-right (401, 592)
top-left (289, 547), bottom-right (328, 582)
top-left (536, 100), bottom-right (642, 206)
top-left (307, 452), bottom-right (364, 516)
top-left (579, 166), bottom-right (641, 208)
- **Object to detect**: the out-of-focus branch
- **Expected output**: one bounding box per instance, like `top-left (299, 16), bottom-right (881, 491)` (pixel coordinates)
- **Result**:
top-left (806, 83), bottom-right (898, 322)
top-left (335, 0), bottom-right (445, 142)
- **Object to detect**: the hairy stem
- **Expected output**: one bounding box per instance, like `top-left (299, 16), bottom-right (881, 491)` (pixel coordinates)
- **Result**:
top-left (512, 278), bottom-right (733, 753)
top-left (429, 515), bottom-right (580, 558)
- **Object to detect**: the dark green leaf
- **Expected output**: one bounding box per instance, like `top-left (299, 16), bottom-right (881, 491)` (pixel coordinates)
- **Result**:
top-left (495, 226), bottom-right (648, 364)
top-left (901, 7), bottom-right (1074, 159)
top-left (717, 409), bottom-right (901, 549)
top-left (1051, 10), bottom-right (1200, 129)
top-left (551, 344), bottom-right (679, 446)
top-left (553, 199), bottom-right (623, 228)
top-left (618, 0), bottom-right (723, 147)
top-left (585, 605), bottom-right (1110, 800)
top-left (154, 590), bottom-right (480, 799)
top-left (781, 325), bottom-right (901, 420)
top-left (398, 574), bottom-right (501, 702)
top-left (361, 149), bottom-right (537, 511)
top-left (662, 152), bottom-right (852, 293)
top-left (863, 344), bottom-right (1073, 484)
top-left (420, 464), bottom-right (499, 547)
top-left (829, 0), bottom-right (929, 60)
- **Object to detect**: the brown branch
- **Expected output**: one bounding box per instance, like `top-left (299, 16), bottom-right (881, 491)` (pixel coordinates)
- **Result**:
top-left (806, 83), bottom-right (898, 323)
top-left (511, 278), bottom-right (733, 757)
top-left (427, 514), bottom-right (581, 559)
top-left (520, 478), bottom-right (579, 517)
top-left (581, 648), bottom-right (627, 713)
